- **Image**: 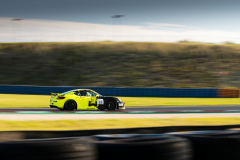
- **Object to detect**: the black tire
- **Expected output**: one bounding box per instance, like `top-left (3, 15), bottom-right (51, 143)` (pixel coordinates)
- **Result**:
top-left (64, 100), bottom-right (77, 111)
top-left (174, 134), bottom-right (240, 160)
top-left (106, 101), bottom-right (116, 110)
top-left (205, 130), bottom-right (240, 137)
top-left (94, 134), bottom-right (164, 141)
top-left (96, 136), bottom-right (192, 160)
top-left (0, 137), bottom-right (97, 160)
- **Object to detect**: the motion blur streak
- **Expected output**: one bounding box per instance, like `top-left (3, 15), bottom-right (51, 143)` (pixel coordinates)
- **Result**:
top-left (1, 17), bottom-right (240, 43)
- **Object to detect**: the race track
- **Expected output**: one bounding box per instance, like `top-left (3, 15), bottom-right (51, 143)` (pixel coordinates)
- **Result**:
top-left (0, 105), bottom-right (240, 120)
top-left (1, 105), bottom-right (240, 112)
top-left (1, 113), bottom-right (240, 121)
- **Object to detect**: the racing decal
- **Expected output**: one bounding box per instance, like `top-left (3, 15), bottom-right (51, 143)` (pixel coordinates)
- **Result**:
top-left (89, 97), bottom-right (98, 106)
top-left (97, 99), bottom-right (104, 105)
top-left (88, 101), bottom-right (97, 106)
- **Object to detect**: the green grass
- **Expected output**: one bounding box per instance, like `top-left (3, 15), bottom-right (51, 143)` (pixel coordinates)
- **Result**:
top-left (1, 117), bottom-right (240, 131)
top-left (1, 94), bottom-right (240, 108)
top-left (1, 42), bottom-right (240, 88)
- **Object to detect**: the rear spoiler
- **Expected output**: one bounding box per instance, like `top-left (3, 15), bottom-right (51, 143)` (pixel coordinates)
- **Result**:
top-left (51, 93), bottom-right (64, 96)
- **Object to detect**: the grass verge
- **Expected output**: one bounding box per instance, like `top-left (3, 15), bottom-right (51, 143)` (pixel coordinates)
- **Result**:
top-left (0, 118), bottom-right (240, 131)
top-left (1, 94), bottom-right (240, 108)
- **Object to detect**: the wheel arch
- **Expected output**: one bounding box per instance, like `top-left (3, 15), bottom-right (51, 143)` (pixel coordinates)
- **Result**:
top-left (64, 99), bottom-right (78, 110)
top-left (106, 99), bottom-right (118, 110)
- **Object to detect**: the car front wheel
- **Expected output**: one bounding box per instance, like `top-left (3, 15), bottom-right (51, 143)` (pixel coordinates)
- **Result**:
top-left (106, 101), bottom-right (116, 110)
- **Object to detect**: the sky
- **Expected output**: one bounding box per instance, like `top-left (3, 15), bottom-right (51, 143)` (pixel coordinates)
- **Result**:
top-left (1, 0), bottom-right (240, 43)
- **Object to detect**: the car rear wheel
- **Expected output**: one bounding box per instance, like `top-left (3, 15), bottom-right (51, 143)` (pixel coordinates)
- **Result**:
top-left (64, 100), bottom-right (77, 111)
top-left (106, 101), bottom-right (116, 110)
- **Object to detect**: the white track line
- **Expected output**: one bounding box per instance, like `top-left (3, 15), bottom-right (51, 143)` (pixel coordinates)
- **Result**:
top-left (1, 113), bottom-right (240, 121)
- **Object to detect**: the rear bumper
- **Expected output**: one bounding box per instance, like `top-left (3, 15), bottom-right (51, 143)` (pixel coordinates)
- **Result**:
top-left (50, 105), bottom-right (59, 109)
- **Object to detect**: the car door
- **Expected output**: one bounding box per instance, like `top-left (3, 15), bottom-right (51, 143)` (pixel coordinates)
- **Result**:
top-left (76, 90), bottom-right (92, 109)
top-left (88, 91), bottom-right (98, 107)
top-left (74, 91), bottom-right (88, 109)
top-left (86, 91), bottom-right (98, 109)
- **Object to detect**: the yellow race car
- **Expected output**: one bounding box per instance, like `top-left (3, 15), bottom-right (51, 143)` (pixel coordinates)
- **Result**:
top-left (50, 89), bottom-right (125, 111)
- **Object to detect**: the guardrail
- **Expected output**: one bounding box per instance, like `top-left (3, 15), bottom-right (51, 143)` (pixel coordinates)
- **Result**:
top-left (0, 85), bottom-right (239, 97)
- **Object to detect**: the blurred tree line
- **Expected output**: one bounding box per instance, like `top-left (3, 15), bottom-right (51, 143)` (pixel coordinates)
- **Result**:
top-left (0, 42), bottom-right (239, 88)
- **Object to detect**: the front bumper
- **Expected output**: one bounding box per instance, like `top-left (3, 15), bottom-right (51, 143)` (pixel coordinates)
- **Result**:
top-left (118, 102), bottom-right (125, 110)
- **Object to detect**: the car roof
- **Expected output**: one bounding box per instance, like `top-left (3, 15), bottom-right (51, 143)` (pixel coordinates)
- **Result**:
top-left (67, 89), bottom-right (92, 92)
top-left (69, 89), bottom-right (92, 92)
top-left (77, 89), bottom-right (92, 91)
top-left (62, 89), bottom-right (94, 95)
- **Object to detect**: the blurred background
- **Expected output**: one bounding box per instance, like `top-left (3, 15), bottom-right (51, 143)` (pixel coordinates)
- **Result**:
top-left (1, 0), bottom-right (240, 89)
top-left (2, 3), bottom-right (240, 160)
top-left (1, 0), bottom-right (240, 135)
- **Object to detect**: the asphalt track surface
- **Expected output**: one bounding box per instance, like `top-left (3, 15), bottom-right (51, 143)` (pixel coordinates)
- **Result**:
top-left (1, 105), bottom-right (240, 112)
top-left (1, 105), bottom-right (240, 120)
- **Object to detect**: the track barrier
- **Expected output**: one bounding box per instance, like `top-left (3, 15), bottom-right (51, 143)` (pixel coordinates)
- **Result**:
top-left (96, 136), bottom-right (192, 160)
top-left (0, 137), bottom-right (96, 160)
top-left (0, 124), bottom-right (240, 140)
top-left (1, 85), bottom-right (240, 97)
top-left (0, 85), bottom-right (219, 97)
top-left (1, 125), bottom-right (240, 160)
top-left (218, 88), bottom-right (240, 98)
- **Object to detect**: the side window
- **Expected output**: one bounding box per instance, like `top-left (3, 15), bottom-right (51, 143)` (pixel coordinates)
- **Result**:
top-left (74, 91), bottom-right (79, 95)
top-left (80, 91), bottom-right (87, 96)
top-left (79, 91), bottom-right (96, 96)
top-left (87, 91), bottom-right (96, 96)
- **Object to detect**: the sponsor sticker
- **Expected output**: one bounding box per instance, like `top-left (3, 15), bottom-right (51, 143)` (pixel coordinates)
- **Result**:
top-left (97, 99), bottom-right (104, 105)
